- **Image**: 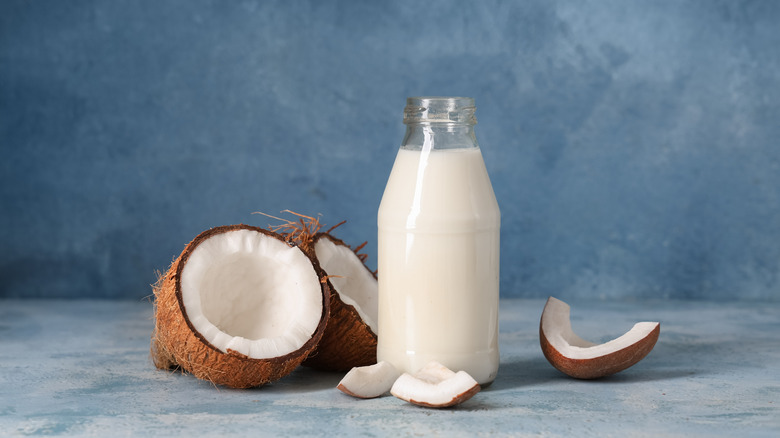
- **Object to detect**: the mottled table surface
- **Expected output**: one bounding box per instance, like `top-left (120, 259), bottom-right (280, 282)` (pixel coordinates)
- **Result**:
top-left (1, 299), bottom-right (778, 437)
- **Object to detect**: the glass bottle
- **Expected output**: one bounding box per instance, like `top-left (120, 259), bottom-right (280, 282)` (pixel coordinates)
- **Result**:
top-left (377, 97), bottom-right (500, 385)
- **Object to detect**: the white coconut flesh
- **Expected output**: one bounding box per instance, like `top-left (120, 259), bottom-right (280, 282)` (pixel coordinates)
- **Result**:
top-left (338, 361), bottom-right (400, 399)
top-left (391, 361), bottom-right (480, 407)
top-left (313, 237), bottom-right (377, 331)
top-left (541, 297), bottom-right (660, 360)
top-left (180, 229), bottom-right (322, 360)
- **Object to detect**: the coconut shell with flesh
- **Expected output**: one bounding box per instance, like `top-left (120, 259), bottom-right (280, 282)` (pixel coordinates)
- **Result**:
top-left (390, 361), bottom-right (481, 408)
top-left (301, 233), bottom-right (378, 371)
top-left (150, 224), bottom-right (330, 388)
top-left (539, 296), bottom-right (660, 379)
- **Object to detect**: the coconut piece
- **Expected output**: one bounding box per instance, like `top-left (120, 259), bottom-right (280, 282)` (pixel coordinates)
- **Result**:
top-left (150, 224), bottom-right (330, 388)
top-left (261, 211), bottom-right (378, 371)
top-left (390, 361), bottom-right (481, 408)
top-left (337, 361), bottom-right (400, 399)
top-left (539, 296), bottom-right (660, 379)
top-left (302, 233), bottom-right (378, 370)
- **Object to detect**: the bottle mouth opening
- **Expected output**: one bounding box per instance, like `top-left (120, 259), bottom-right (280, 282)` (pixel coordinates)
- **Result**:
top-left (404, 96), bottom-right (477, 125)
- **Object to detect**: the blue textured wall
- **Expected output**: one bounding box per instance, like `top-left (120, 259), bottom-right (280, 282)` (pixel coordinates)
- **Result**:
top-left (1, 0), bottom-right (779, 300)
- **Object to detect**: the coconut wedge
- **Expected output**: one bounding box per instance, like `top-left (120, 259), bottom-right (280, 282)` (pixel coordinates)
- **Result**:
top-left (302, 233), bottom-right (378, 371)
top-left (390, 362), bottom-right (481, 408)
top-left (262, 212), bottom-right (378, 371)
top-left (151, 225), bottom-right (330, 388)
top-left (337, 361), bottom-right (400, 399)
top-left (539, 296), bottom-right (660, 379)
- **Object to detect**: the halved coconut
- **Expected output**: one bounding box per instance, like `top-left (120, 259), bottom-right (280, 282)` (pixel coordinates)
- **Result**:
top-left (150, 224), bottom-right (330, 388)
top-left (337, 361), bottom-right (400, 399)
top-left (539, 296), bottom-right (660, 379)
top-left (302, 233), bottom-right (378, 371)
top-left (390, 361), bottom-right (481, 408)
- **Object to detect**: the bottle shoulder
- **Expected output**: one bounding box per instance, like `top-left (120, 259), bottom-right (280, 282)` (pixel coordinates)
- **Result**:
top-left (378, 148), bottom-right (500, 231)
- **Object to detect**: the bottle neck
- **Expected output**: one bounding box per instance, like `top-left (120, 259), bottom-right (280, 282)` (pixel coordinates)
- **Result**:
top-left (400, 97), bottom-right (479, 151)
top-left (400, 123), bottom-right (479, 151)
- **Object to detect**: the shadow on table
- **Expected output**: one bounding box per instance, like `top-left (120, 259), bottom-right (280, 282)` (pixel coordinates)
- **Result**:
top-left (252, 367), bottom-right (345, 394)
top-left (486, 357), bottom-right (563, 391)
top-left (244, 335), bottom-right (712, 395)
top-left (593, 368), bottom-right (698, 384)
top-left (485, 336), bottom-right (708, 391)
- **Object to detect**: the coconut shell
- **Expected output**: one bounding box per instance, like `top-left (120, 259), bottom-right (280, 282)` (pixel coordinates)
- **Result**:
top-left (150, 224), bottom-right (330, 388)
top-left (300, 233), bottom-right (378, 371)
top-left (539, 319), bottom-right (660, 380)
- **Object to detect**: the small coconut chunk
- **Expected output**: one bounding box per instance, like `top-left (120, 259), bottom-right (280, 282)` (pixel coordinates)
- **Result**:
top-left (540, 296), bottom-right (660, 379)
top-left (314, 237), bottom-right (378, 331)
top-left (337, 361), bottom-right (400, 399)
top-left (390, 361), bottom-right (481, 408)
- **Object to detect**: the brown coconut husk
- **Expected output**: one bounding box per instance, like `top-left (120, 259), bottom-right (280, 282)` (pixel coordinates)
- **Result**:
top-left (150, 224), bottom-right (330, 388)
top-left (260, 211), bottom-right (378, 371)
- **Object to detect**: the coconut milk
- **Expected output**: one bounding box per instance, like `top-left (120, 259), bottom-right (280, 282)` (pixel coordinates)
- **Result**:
top-left (377, 147), bottom-right (500, 385)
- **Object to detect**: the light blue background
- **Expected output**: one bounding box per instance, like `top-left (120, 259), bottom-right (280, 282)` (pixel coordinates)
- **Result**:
top-left (1, 0), bottom-right (778, 300)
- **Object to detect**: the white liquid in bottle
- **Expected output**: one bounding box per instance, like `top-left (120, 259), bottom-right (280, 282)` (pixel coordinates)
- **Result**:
top-left (377, 146), bottom-right (500, 385)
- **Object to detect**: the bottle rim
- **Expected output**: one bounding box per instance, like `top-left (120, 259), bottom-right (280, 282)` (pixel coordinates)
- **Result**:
top-left (404, 96), bottom-right (477, 125)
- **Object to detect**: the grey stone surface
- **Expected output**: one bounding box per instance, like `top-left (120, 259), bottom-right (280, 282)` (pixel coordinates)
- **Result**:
top-left (1, 299), bottom-right (777, 436)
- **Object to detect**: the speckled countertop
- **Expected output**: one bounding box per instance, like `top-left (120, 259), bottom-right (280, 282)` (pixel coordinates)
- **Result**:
top-left (1, 299), bottom-right (777, 437)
